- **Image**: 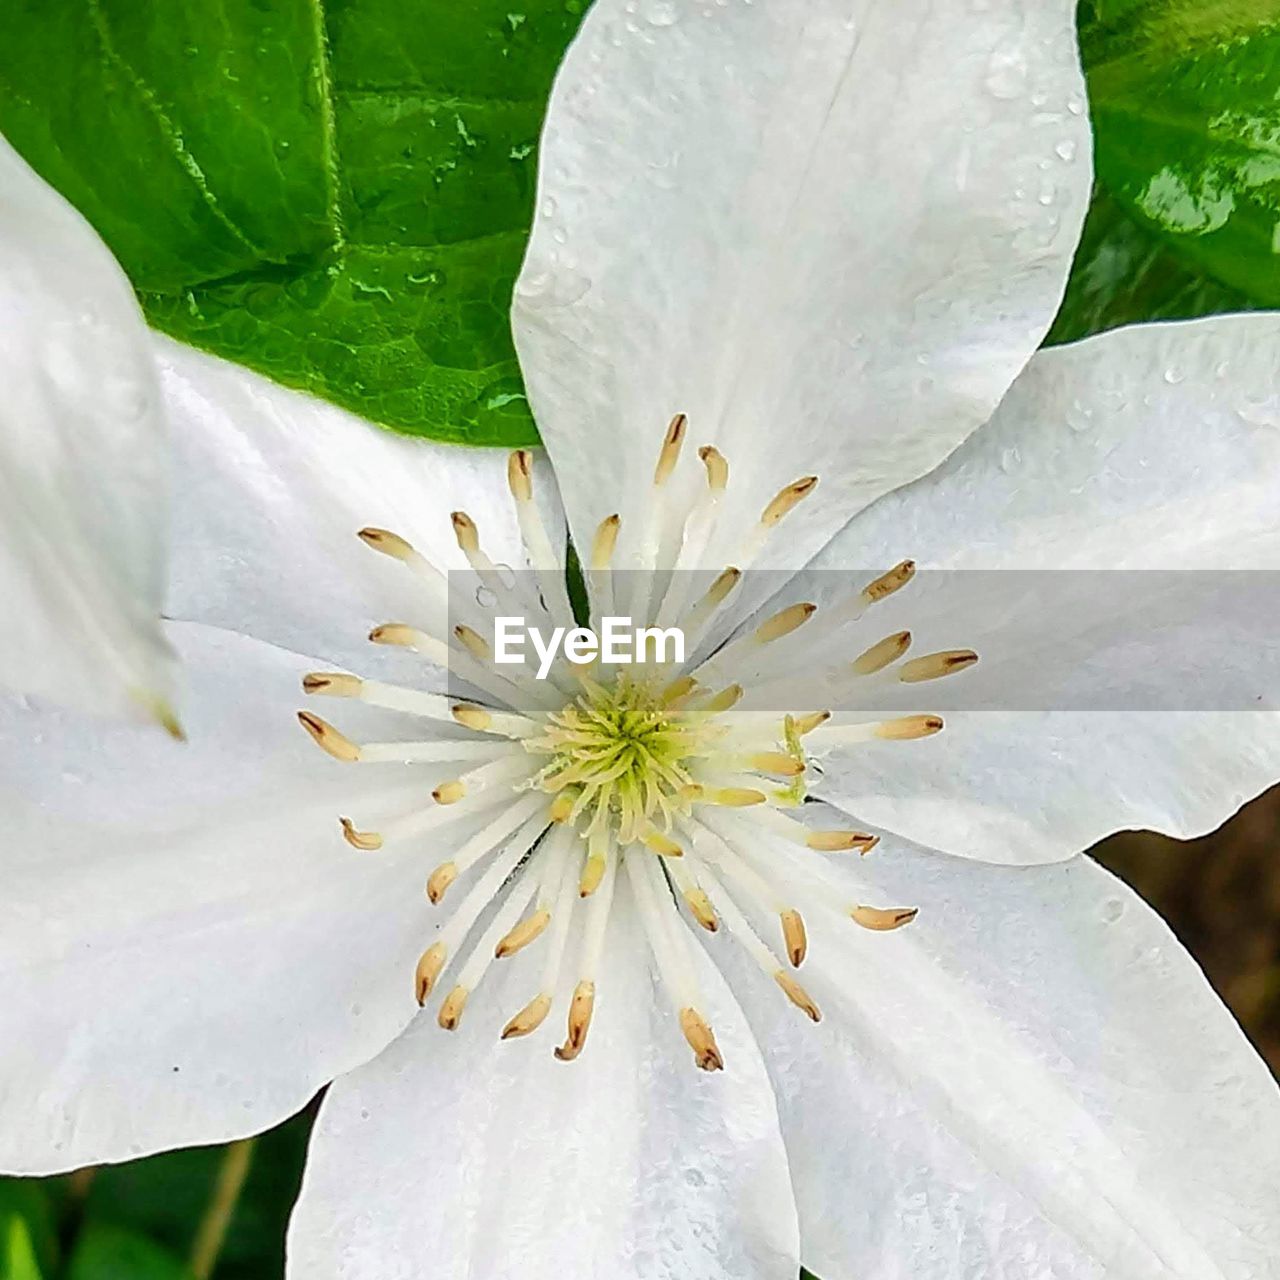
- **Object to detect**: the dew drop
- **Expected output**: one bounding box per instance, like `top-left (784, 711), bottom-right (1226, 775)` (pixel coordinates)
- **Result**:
top-left (1054, 139), bottom-right (1077, 162)
top-left (999, 445), bottom-right (1021, 473)
top-left (476, 585), bottom-right (498, 609)
top-left (1163, 366), bottom-right (1184, 385)
top-left (645, 0), bottom-right (677, 24)
top-left (1101, 898), bottom-right (1125, 924)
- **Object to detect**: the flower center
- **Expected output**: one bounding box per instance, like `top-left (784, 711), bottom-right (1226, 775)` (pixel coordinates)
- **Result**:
top-left (528, 673), bottom-right (716, 839)
top-left (295, 417), bottom-right (980, 1072)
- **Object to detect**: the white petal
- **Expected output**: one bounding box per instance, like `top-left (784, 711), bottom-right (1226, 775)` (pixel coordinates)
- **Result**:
top-left (513, 0), bottom-right (1090, 576)
top-left (728, 836), bottom-right (1280, 1280)
top-left (0, 620), bottom-right (486, 1173)
top-left (288, 890), bottom-right (798, 1280)
top-left (0, 137), bottom-right (171, 723)
top-left (808, 314), bottom-right (1280, 862)
top-left (156, 337), bottom-right (562, 676)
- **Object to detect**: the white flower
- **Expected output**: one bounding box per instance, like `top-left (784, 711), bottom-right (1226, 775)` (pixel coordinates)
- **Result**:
top-left (0, 138), bottom-right (176, 730)
top-left (4, 2), bottom-right (1280, 1279)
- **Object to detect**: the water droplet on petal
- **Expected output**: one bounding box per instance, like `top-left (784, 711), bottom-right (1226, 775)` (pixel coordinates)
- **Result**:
top-left (1055, 139), bottom-right (1077, 162)
top-left (1101, 898), bottom-right (1125, 924)
top-left (645, 0), bottom-right (677, 24)
top-left (999, 445), bottom-right (1021, 473)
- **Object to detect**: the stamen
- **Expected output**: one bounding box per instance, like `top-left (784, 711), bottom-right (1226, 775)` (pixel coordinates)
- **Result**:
top-left (653, 412), bottom-right (688, 486)
top-left (852, 631), bottom-right (912, 675)
top-left (454, 624), bottom-right (491, 661)
top-left (506, 449), bottom-right (533, 503)
top-left (451, 703), bottom-right (539, 739)
top-left (426, 863), bottom-right (458, 903)
top-left (641, 829), bottom-right (684, 857)
top-left (296, 711), bottom-right (361, 762)
top-left (774, 971), bottom-right (822, 1022)
top-left (554, 981), bottom-right (596, 1062)
top-left (806, 714), bottom-right (944, 748)
top-left (760, 476), bottom-right (818, 528)
top-left (368, 624), bottom-right (451, 668)
top-left (898, 650), bottom-right (979, 683)
top-left (754, 602), bottom-right (816, 645)
top-left (339, 817), bottom-right (383, 851)
top-left (556, 839), bottom-right (617, 1061)
top-left (861, 559), bottom-right (916, 604)
top-left (590, 514), bottom-right (621, 570)
top-left (679, 1008), bottom-right (724, 1072)
top-left (704, 683), bottom-right (744, 713)
top-left (414, 942), bottom-right (448, 1005)
top-left (807, 830), bottom-right (879, 853)
top-left (303, 673), bottom-right (459, 722)
top-left (694, 861), bottom-right (820, 1023)
top-left (502, 994), bottom-right (552, 1039)
top-left (875, 715), bottom-right (945, 740)
top-left (851, 905), bottom-right (919, 931)
top-left (495, 909), bottom-right (551, 958)
top-left (780, 908), bottom-right (808, 966)
top-left (433, 780), bottom-right (466, 805)
top-left (437, 987), bottom-right (468, 1030)
top-left (698, 445), bottom-right (728, 492)
top-left (745, 751), bottom-right (805, 777)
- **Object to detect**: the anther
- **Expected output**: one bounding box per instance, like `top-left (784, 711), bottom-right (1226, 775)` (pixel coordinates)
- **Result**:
top-left (427, 862), bottom-right (459, 903)
top-left (754, 602), bottom-right (816, 645)
top-left (302, 672), bottom-right (362, 697)
top-left (704, 787), bottom-right (766, 807)
top-left (774, 971), bottom-right (822, 1022)
top-left (358, 528), bottom-right (416, 561)
top-left (339, 817), bottom-right (383, 851)
top-left (748, 752), bottom-right (805, 777)
top-left (437, 986), bottom-right (469, 1030)
top-left (554, 980), bottom-right (596, 1060)
top-left (698, 445), bottom-right (729, 492)
top-left (683, 888), bottom-right (720, 931)
top-left (861, 559), bottom-right (916, 603)
top-left (806, 830), bottom-right (878, 853)
top-left (678, 1008), bottom-right (724, 1071)
top-left (433, 780), bottom-right (467, 805)
top-left (898, 650), bottom-right (979, 683)
top-left (450, 511), bottom-right (480, 554)
top-left (641, 830), bottom-right (683, 857)
top-left (502, 993), bottom-right (552, 1039)
top-left (852, 631), bottom-right (912, 675)
top-left (507, 449), bottom-right (534, 502)
top-left (414, 942), bottom-right (447, 1005)
top-left (454, 625), bottom-right (490, 661)
top-left (793, 710), bottom-right (831, 735)
top-left (296, 711), bottom-right (361, 762)
top-left (579, 853), bottom-right (607, 897)
top-left (704, 684), bottom-right (743, 713)
top-left (591, 514), bottom-right (621, 570)
top-left (780, 908), bottom-right (808, 966)
top-left (875, 715), bottom-right (944, 740)
top-left (851, 905), bottom-right (919, 931)
top-left (549, 790), bottom-right (579, 823)
top-left (452, 703), bottom-right (492, 732)
top-left (495, 909), bottom-right (551, 958)
top-left (368, 623), bottom-right (426, 648)
top-left (661, 675), bottom-right (698, 705)
top-left (703, 567), bottom-right (740, 607)
top-left (761, 476), bottom-right (818, 527)
top-left (654, 412), bottom-right (687, 485)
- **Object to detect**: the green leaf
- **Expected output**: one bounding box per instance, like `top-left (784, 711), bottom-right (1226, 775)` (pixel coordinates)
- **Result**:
top-left (76, 1111), bottom-right (313, 1280)
top-left (1082, 0), bottom-right (1280, 307)
top-left (2, 1216), bottom-right (43, 1280)
top-left (0, 0), bottom-right (586, 445)
top-left (0, 1184), bottom-right (58, 1280)
top-left (1047, 182), bottom-right (1258, 345)
top-left (66, 1224), bottom-right (189, 1280)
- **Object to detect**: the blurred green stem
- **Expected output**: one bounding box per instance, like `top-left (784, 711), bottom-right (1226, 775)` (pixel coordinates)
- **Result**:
top-left (189, 1138), bottom-right (256, 1280)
